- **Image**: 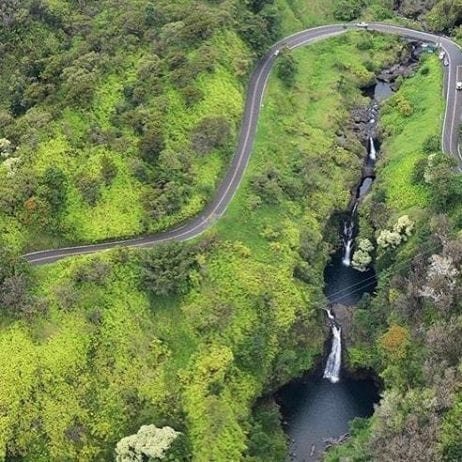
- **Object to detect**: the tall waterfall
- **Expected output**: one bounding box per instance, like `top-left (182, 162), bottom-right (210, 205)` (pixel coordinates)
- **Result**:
top-left (369, 137), bottom-right (377, 161)
top-left (342, 220), bottom-right (354, 267)
top-left (342, 239), bottom-right (353, 267)
top-left (323, 310), bottom-right (342, 383)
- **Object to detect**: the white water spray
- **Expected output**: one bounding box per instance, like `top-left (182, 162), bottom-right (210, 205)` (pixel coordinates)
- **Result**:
top-left (323, 315), bottom-right (342, 383)
top-left (352, 202), bottom-right (358, 215)
top-left (342, 239), bottom-right (352, 266)
top-left (324, 307), bottom-right (335, 321)
top-left (369, 137), bottom-right (377, 161)
top-left (342, 220), bottom-right (354, 266)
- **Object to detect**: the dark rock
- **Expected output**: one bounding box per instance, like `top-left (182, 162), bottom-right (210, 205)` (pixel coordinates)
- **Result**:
top-left (394, 0), bottom-right (436, 22)
top-left (362, 165), bottom-right (375, 178)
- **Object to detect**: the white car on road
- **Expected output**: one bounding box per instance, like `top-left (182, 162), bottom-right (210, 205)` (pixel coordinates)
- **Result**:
top-left (356, 22), bottom-right (368, 28)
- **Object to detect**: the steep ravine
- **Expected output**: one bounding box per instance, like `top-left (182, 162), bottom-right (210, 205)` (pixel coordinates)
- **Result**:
top-left (276, 77), bottom-right (391, 462)
top-left (276, 42), bottom-right (428, 462)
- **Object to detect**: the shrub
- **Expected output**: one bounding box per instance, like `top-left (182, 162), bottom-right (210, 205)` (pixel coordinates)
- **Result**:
top-left (76, 174), bottom-right (102, 206)
top-left (141, 242), bottom-right (199, 296)
top-left (423, 134), bottom-right (440, 153)
top-left (100, 155), bottom-right (118, 186)
top-left (191, 116), bottom-right (231, 155)
top-left (333, 0), bottom-right (366, 21)
top-left (139, 125), bottom-right (165, 164)
top-left (420, 65), bottom-right (430, 75)
top-left (39, 166), bottom-right (68, 214)
top-left (379, 324), bottom-right (410, 360)
top-left (276, 51), bottom-right (297, 87)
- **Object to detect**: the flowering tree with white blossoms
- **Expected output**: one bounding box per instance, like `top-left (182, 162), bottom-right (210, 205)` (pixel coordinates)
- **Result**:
top-left (115, 425), bottom-right (181, 462)
top-left (419, 254), bottom-right (459, 313)
top-left (352, 238), bottom-right (374, 272)
top-left (377, 215), bottom-right (414, 249)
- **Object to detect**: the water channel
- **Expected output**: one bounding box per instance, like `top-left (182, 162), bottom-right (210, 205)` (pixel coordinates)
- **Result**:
top-left (276, 78), bottom-right (394, 461)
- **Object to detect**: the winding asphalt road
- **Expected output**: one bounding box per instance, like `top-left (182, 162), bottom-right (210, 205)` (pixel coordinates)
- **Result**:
top-left (24, 23), bottom-right (462, 265)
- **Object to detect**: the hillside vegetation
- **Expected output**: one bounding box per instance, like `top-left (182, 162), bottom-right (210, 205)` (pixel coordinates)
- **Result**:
top-left (0, 0), bottom-right (289, 250)
top-left (0, 0), bottom-right (340, 253)
top-left (2, 0), bottom-right (462, 461)
top-left (0, 29), bottom-right (403, 460)
top-left (327, 55), bottom-right (462, 461)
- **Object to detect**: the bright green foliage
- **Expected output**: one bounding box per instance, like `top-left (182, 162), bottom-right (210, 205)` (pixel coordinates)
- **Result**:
top-left (378, 56), bottom-right (442, 211)
top-left (440, 395), bottom-right (462, 461)
top-left (276, 50), bottom-right (297, 87)
top-left (427, 0), bottom-right (462, 32)
top-left (333, 0), bottom-right (367, 21)
top-left (0, 30), bottom-right (404, 461)
top-left (0, 0), bottom-right (283, 250)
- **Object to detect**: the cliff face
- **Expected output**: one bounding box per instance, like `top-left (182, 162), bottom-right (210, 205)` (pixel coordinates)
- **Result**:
top-left (394, 0), bottom-right (437, 19)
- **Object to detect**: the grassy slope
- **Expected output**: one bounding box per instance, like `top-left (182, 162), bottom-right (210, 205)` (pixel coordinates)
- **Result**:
top-left (378, 56), bottom-right (442, 211)
top-left (218, 32), bottom-right (398, 251)
top-left (0, 32), bottom-right (402, 461)
top-left (3, 32), bottom-right (249, 250)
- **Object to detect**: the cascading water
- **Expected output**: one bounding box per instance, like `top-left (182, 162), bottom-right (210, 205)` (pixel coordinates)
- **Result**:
top-left (278, 69), bottom-right (403, 462)
top-left (323, 309), bottom-right (342, 383)
top-left (369, 136), bottom-right (377, 161)
top-left (342, 239), bottom-right (353, 267)
top-left (341, 213), bottom-right (356, 267)
top-left (324, 307), bottom-right (335, 321)
top-left (341, 137), bottom-right (377, 267)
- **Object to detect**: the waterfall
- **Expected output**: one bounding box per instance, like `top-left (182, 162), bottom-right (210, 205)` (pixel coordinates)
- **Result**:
top-left (342, 220), bottom-right (354, 267)
top-left (324, 307), bottom-right (335, 321)
top-left (342, 239), bottom-right (352, 266)
top-left (369, 137), bottom-right (377, 161)
top-left (352, 202), bottom-right (358, 215)
top-left (323, 317), bottom-right (342, 383)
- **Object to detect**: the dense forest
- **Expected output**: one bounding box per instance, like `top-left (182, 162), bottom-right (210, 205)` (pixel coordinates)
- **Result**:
top-left (0, 0), bottom-right (284, 250)
top-left (1, 0), bottom-right (462, 461)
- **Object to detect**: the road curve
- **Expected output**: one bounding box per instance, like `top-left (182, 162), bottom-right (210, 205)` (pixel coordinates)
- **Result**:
top-left (24, 23), bottom-right (462, 265)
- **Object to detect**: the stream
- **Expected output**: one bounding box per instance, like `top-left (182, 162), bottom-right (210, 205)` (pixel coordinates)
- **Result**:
top-left (274, 39), bottom-right (431, 462)
top-left (276, 77), bottom-right (395, 462)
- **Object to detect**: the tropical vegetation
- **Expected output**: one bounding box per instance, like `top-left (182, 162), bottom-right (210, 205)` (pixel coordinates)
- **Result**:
top-left (1, 0), bottom-right (462, 461)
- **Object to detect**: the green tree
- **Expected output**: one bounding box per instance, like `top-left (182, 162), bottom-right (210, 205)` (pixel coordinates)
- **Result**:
top-left (101, 155), bottom-right (118, 186)
top-left (333, 0), bottom-right (366, 21)
top-left (139, 125), bottom-right (165, 165)
top-left (276, 50), bottom-right (297, 87)
top-left (191, 116), bottom-right (231, 155)
top-left (141, 243), bottom-right (199, 296)
top-left (39, 166), bottom-right (68, 215)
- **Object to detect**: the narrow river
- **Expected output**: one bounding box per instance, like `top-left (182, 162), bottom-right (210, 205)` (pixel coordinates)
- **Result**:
top-left (276, 77), bottom-right (395, 461)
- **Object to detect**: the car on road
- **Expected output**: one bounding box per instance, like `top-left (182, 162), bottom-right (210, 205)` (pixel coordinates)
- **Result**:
top-left (457, 82), bottom-right (462, 91)
top-left (356, 22), bottom-right (368, 28)
top-left (439, 50), bottom-right (446, 60)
